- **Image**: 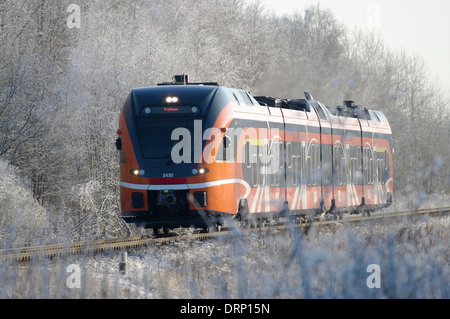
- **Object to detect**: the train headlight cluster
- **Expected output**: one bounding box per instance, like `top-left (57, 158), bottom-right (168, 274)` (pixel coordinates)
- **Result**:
top-left (130, 169), bottom-right (145, 176)
top-left (192, 167), bottom-right (209, 175)
top-left (165, 96), bottom-right (179, 103)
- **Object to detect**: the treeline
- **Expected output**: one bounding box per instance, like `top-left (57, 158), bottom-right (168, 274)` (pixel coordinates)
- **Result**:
top-left (0, 0), bottom-right (448, 243)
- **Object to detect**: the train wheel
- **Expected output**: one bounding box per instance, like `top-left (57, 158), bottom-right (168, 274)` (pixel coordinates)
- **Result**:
top-left (237, 198), bottom-right (249, 221)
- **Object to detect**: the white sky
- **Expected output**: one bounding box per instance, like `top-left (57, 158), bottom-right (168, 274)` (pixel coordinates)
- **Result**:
top-left (263, 0), bottom-right (450, 94)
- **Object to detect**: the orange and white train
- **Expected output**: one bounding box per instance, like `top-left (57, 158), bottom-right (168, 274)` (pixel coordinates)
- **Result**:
top-left (116, 75), bottom-right (393, 229)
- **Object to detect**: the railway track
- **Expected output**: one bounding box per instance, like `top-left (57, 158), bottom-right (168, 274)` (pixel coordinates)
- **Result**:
top-left (1, 206), bottom-right (449, 263)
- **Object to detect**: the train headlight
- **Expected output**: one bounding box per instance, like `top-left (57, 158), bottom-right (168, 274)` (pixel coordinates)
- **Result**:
top-left (165, 96), bottom-right (179, 103)
top-left (130, 169), bottom-right (145, 176)
top-left (192, 167), bottom-right (209, 175)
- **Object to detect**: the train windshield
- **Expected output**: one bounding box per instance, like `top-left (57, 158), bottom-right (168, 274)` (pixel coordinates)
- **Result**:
top-left (135, 118), bottom-right (195, 160)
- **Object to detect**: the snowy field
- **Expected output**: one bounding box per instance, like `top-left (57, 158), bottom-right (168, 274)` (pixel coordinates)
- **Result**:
top-left (1, 211), bottom-right (448, 299)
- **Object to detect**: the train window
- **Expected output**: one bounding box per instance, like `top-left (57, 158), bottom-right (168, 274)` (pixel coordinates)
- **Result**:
top-left (332, 145), bottom-right (338, 185)
top-left (251, 158), bottom-right (258, 187)
top-left (306, 154), bottom-right (311, 186)
top-left (310, 144), bottom-right (320, 185)
top-left (136, 117), bottom-right (195, 160)
top-left (245, 141), bottom-right (251, 168)
top-left (299, 154), bottom-right (303, 185)
top-left (364, 148), bottom-right (368, 183)
top-left (251, 153), bottom-right (260, 187)
top-left (335, 145), bottom-right (343, 185)
top-left (315, 144), bottom-right (321, 171)
top-left (357, 147), bottom-right (362, 170)
top-left (321, 145), bottom-right (329, 186)
top-left (338, 147), bottom-right (345, 186)
top-left (340, 155), bottom-right (345, 185)
top-left (376, 159), bottom-right (380, 184)
top-left (279, 142), bottom-right (285, 169)
top-left (352, 158), bottom-right (359, 185)
top-left (384, 150), bottom-right (388, 171)
top-left (286, 143), bottom-right (293, 169)
top-left (364, 147), bottom-right (369, 184)
top-left (380, 159), bottom-right (384, 183)
top-left (384, 149), bottom-right (389, 181)
top-left (363, 147), bottom-right (368, 169)
top-left (292, 155), bottom-right (298, 186)
top-left (349, 158), bottom-right (353, 184)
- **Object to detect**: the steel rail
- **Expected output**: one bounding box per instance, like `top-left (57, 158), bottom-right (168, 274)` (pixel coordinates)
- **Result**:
top-left (0, 236), bottom-right (149, 262)
top-left (1, 206), bottom-right (449, 262)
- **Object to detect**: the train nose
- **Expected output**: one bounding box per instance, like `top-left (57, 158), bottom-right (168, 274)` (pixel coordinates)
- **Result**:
top-left (165, 194), bottom-right (176, 205)
top-left (157, 191), bottom-right (177, 207)
top-left (157, 193), bottom-right (177, 206)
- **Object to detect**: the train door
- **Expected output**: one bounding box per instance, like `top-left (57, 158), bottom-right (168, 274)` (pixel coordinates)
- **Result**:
top-left (265, 106), bottom-right (286, 214)
top-left (359, 113), bottom-right (371, 207)
top-left (309, 102), bottom-right (334, 212)
top-left (279, 106), bottom-right (309, 213)
top-left (363, 110), bottom-right (393, 207)
top-left (305, 102), bottom-right (324, 211)
top-left (342, 116), bottom-right (363, 209)
top-left (233, 92), bottom-right (272, 215)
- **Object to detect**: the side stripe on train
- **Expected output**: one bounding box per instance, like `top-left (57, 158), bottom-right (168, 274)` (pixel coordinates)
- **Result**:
top-left (120, 179), bottom-right (252, 198)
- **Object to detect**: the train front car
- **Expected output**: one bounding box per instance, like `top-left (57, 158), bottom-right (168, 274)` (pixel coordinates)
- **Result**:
top-left (116, 76), bottom-right (252, 229)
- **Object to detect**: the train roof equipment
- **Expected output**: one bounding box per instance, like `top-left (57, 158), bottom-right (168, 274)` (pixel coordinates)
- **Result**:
top-left (157, 74), bottom-right (219, 87)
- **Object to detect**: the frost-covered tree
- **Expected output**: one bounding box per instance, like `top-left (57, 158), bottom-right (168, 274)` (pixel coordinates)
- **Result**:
top-left (0, 158), bottom-right (49, 247)
top-left (0, 0), bottom-right (72, 202)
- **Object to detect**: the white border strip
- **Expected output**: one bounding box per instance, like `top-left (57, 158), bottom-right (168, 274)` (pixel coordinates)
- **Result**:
top-left (120, 179), bottom-right (251, 198)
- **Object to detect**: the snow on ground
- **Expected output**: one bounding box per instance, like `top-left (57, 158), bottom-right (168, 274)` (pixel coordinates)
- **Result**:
top-left (1, 212), bottom-right (448, 299)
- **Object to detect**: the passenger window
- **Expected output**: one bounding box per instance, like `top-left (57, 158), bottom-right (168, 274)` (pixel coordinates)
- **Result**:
top-left (245, 141), bottom-right (251, 168)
